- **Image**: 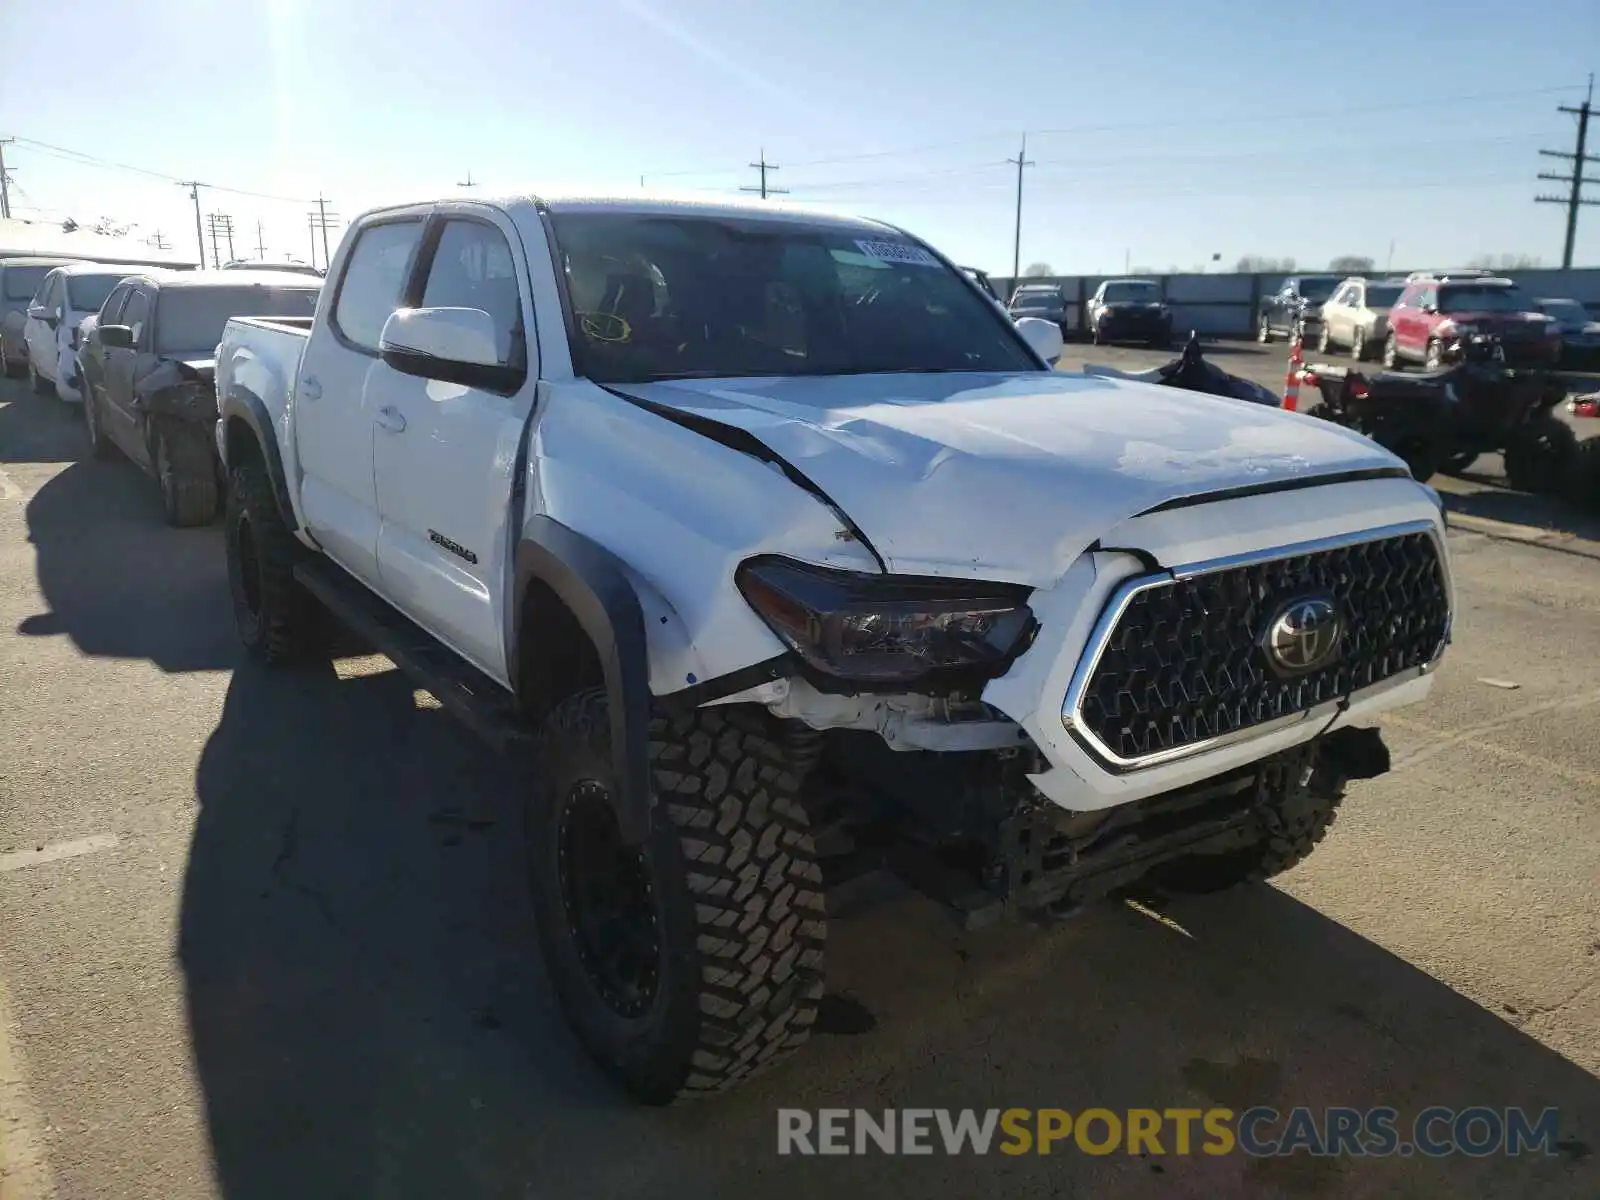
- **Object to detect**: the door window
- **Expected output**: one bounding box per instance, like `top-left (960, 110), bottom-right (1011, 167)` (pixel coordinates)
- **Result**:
top-left (100, 283), bottom-right (133, 323)
top-left (417, 219), bottom-right (525, 371)
top-left (41, 273), bottom-right (65, 312)
top-left (119, 289), bottom-right (152, 345)
top-left (332, 219), bottom-right (425, 352)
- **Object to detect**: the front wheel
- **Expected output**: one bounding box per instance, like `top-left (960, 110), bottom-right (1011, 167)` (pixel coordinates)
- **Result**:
top-left (529, 692), bottom-right (825, 1104)
top-left (1257, 315), bottom-right (1273, 344)
top-left (1317, 325), bottom-right (1331, 354)
top-left (1382, 332), bottom-right (1400, 369)
top-left (1149, 755), bottom-right (1345, 894)
top-left (1350, 327), bottom-right (1366, 361)
top-left (1424, 339), bottom-right (1443, 371)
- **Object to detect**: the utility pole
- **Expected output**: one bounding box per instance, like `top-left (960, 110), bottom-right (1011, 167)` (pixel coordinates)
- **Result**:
top-left (1007, 134), bottom-right (1034, 288)
top-left (205, 213), bottom-right (234, 268)
top-left (146, 230), bottom-right (170, 250)
top-left (177, 182), bottom-right (206, 268)
top-left (256, 219), bottom-right (266, 259)
top-left (309, 195), bottom-right (339, 273)
top-left (308, 213), bottom-right (319, 270)
top-left (1536, 76), bottom-right (1598, 269)
top-left (457, 170), bottom-right (477, 189)
top-left (741, 150), bottom-right (787, 200)
top-left (0, 138), bottom-right (12, 219)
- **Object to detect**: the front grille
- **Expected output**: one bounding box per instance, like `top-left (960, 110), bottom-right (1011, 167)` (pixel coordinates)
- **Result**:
top-left (1072, 531), bottom-right (1449, 765)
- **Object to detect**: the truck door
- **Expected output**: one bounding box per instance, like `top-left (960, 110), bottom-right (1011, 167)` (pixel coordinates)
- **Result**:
top-left (372, 211), bottom-right (538, 684)
top-left (294, 215), bottom-right (427, 589)
top-left (100, 285), bottom-right (152, 464)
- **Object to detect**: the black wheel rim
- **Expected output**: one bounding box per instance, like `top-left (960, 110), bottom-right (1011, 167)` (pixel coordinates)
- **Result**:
top-left (556, 780), bottom-right (661, 1019)
top-left (233, 513), bottom-right (263, 619)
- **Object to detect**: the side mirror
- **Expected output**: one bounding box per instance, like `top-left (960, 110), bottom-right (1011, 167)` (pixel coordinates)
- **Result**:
top-left (99, 324), bottom-right (134, 350)
top-left (1015, 316), bottom-right (1064, 366)
top-left (28, 305), bottom-right (58, 327)
top-left (379, 306), bottom-right (518, 392)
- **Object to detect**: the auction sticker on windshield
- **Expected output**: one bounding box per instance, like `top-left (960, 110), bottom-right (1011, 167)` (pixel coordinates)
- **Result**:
top-left (856, 240), bottom-right (938, 267)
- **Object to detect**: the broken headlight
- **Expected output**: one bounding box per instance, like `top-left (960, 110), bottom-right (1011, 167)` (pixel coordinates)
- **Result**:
top-left (735, 556), bottom-right (1035, 688)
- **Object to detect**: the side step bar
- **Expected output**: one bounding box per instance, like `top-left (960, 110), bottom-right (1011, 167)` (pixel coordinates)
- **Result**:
top-left (293, 559), bottom-right (534, 760)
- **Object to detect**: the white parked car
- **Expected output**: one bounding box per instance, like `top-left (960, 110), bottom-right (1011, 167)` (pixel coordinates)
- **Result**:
top-left (22, 262), bottom-right (131, 401)
top-left (215, 194), bottom-right (1453, 1104)
top-left (1316, 277), bottom-right (1407, 360)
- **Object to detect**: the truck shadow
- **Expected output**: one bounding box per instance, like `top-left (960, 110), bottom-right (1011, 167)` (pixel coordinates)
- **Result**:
top-left (17, 454), bottom-right (237, 671)
top-left (0, 382), bottom-right (85, 464)
top-left (182, 660), bottom-right (1600, 1200)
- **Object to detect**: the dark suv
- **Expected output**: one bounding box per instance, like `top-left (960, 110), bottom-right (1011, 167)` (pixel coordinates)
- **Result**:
top-left (1384, 275), bottom-right (1560, 370)
top-left (1257, 275), bottom-right (1340, 344)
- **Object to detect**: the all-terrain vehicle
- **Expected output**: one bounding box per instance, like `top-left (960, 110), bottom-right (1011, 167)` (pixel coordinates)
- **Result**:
top-left (1302, 333), bottom-right (1573, 488)
top-left (214, 194), bottom-right (1453, 1104)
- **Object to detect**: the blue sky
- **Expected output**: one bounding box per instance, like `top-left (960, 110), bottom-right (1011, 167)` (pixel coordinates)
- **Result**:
top-left (2, 0), bottom-right (1596, 273)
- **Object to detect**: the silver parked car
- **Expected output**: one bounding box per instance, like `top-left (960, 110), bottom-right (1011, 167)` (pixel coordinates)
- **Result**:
top-left (1317, 277), bottom-right (1406, 361)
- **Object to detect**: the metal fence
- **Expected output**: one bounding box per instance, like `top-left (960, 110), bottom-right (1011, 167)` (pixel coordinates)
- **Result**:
top-left (992, 269), bottom-right (1600, 339)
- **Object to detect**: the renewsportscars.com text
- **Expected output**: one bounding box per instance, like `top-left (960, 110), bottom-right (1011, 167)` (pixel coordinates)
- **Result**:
top-left (777, 1106), bottom-right (1564, 1158)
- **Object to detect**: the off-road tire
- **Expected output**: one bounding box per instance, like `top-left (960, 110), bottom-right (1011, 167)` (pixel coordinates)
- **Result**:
top-left (225, 462), bottom-right (320, 664)
top-left (1503, 416), bottom-right (1577, 495)
top-left (1147, 759), bottom-right (1346, 894)
top-left (529, 690), bottom-right (826, 1104)
top-left (82, 382), bottom-right (117, 461)
top-left (1560, 435), bottom-right (1600, 512)
top-left (153, 420), bottom-right (220, 527)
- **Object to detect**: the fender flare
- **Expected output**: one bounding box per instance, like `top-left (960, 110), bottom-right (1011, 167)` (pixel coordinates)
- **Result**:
top-left (514, 515), bottom-right (653, 843)
top-left (218, 387), bottom-right (297, 532)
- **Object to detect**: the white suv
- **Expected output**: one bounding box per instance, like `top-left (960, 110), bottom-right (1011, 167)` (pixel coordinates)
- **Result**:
top-left (1317, 277), bottom-right (1407, 361)
top-left (22, 262), bottom-right (129, 401)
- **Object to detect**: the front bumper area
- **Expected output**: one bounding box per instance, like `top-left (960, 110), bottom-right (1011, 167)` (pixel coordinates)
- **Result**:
top-left (981, 475), bottom-right (1450, 812)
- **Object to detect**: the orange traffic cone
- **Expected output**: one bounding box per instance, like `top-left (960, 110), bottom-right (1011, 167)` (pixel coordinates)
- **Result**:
top-left (1282, 333), bottom-right (1304, 411)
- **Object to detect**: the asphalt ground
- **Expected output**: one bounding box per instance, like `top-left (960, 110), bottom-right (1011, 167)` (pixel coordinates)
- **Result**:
top-left (0, 374), bottom-right (1596, 1200)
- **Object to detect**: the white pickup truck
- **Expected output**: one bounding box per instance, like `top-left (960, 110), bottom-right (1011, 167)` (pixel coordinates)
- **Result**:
top-left (215, 194), bottom-right (1454, 1104)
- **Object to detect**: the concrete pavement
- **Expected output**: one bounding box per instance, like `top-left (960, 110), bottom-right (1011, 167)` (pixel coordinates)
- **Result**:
top-left (0, 379), bottom-right (1596, 1199)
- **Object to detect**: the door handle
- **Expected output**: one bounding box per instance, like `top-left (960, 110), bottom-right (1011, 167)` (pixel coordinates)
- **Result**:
top-left (376, 405), bottom-right (407, 433)
top-left (300, 376), bottom-right (322, 401)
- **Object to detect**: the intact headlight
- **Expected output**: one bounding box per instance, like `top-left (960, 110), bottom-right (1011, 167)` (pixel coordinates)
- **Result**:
top-left (735, 556), bottom-right (1035, 688)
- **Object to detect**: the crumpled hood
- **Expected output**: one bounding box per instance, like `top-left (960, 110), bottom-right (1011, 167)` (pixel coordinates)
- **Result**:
top-left (610, 371), bottom-right (1410, 584)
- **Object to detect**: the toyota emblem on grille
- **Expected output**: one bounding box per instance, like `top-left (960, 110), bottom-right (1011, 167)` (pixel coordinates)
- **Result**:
top-left (1263, 596), bottom-right (1343, 674)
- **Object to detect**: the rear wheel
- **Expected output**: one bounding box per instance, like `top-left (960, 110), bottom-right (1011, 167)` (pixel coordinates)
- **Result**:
top-left (225, 461), bottom-right (321, 663)
top-left (1504, 416), bottom-right (1577, 494)
top-left (154, 422), bottom-right (220, 527)
top-left (529, 692), bottom-right (825, 1104)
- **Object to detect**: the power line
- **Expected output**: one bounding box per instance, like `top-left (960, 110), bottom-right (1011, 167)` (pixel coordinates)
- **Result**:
top-left (205, 213), bottom-right (235, 269)
top-left (6, 135), bottom-right (313, 203)
top-left (1535, 75), bottom-right (1598, 269)
top-left (740, 150), bottom-right (787, 200)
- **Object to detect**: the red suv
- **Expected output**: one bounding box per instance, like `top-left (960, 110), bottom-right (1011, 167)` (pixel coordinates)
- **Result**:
top-left (1383, 274), bottom-right (1560, 370)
